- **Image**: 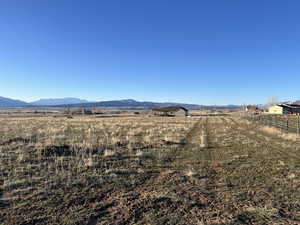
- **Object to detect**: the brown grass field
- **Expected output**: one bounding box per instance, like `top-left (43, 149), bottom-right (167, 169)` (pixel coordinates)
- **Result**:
top-left (0, 115), bottom-right (300, 225)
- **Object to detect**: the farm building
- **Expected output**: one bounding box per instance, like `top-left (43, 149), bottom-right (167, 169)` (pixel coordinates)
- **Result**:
top-left (152, 106), bottom-right (189, 117)
top-left (269, 104), bottom-right (300, 115)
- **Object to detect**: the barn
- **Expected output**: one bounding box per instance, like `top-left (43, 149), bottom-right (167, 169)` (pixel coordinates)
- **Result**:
top-left (269, 104), bottom-right (300, 115)
top-left (152, 106), bottom-right (189, 117)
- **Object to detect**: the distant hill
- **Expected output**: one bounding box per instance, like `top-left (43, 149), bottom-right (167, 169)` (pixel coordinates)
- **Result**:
top-left (0, 96), bottom-right (29, 107)
top-left (53, 99), bottom-right (240, 110)
top-left (53, 99), bottom-right (200, 109)
top-left (293, 100), bottom-right (300, 105)
top-left (30, 98), bottom-right (89, 106)
top-left (0, 96), bottom-right (241, 110)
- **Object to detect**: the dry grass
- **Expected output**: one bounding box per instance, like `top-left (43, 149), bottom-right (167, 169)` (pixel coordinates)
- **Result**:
top-left (259, 125), bottom-right (300, 141)
top-left (104, 149), bottom-right (116, 157)
top-left (199, 133), bottom-right (208, 148)
top-left (84, 157), bottom-right (97, 168)
top-left (184, 169), bottom-right (196, 177)
top-left (0, 115), bottom-right (300, 225)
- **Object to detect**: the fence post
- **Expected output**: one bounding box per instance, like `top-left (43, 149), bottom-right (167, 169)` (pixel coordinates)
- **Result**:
top-left (286, 118), bottom-right (289, 132)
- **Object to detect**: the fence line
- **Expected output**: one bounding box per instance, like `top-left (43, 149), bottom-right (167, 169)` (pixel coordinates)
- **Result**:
top-left (240, 114), bottom-right (300, 134)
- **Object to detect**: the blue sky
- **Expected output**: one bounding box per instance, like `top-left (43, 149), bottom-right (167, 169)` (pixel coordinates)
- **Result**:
top-left (0, 0), bottom-right (299, 105)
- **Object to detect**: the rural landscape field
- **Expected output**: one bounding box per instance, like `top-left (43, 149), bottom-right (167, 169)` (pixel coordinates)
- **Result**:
top-left (1, 113), bottom-right (299, 225)
top-left (1, 1), bottom-right (300, 224)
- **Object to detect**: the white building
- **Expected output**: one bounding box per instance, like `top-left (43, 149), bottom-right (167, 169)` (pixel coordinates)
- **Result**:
top-left (269, 104), bottom-right (300, 115)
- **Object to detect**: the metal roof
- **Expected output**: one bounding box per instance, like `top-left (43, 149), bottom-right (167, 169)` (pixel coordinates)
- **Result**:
top-left (152, 106), bottom-right (188, 112)
top-left (277, 104), bottom-right (300, 109)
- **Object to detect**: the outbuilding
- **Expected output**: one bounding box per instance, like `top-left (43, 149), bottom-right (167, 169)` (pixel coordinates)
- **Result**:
top-left (269, 104), bottom-right (300, 115)
top-left (152, 106), bottom-right (189, 117)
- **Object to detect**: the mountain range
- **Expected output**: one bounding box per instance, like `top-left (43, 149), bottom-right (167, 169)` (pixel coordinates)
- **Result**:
top-left (294, 100), bottom-right (300, 105)
top-left (0, 96), bottom-right (209, 109)
top-left (54, 99), bottom-right (207, 110)
top-left (30, 98), bottom-right (89, 106)
top-left (0, 96), bottom-right (29, 107)
top-left (0, 97), bottom-right (90, 107)
top-left (2, 96), bottom-right (299, 109)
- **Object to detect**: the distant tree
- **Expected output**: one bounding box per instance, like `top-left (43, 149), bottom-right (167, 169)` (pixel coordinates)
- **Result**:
top-left (268, 96), bottom-right (278, 106)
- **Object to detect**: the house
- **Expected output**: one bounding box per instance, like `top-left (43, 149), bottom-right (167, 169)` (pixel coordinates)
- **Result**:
top-left (269, 104), bottom-right (300, 115)
top-left (152, 106), bottom-right (189, 117)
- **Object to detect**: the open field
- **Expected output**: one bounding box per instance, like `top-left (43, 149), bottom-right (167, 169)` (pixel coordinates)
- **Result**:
top-left (1, 115), bottom-right (300, 225)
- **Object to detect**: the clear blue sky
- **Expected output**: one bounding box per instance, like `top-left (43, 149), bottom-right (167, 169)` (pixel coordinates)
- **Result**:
top-left (0, 0), bottom-right (299, 105)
